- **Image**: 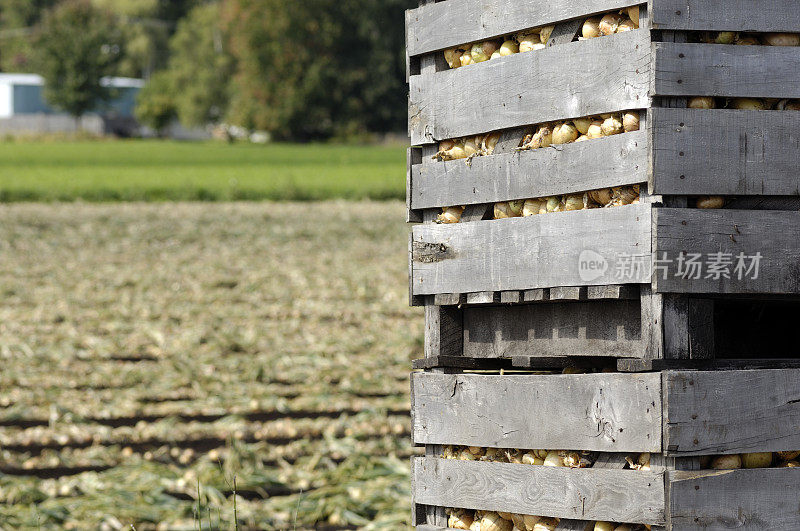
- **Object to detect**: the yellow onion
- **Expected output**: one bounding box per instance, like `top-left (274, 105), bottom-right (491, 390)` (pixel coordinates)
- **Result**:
top-left (595, 523), bottom-right (615, 531)
top-left (601, 115), bottom-right (624, 136)
top-left (711, 454), bottom-right (742, 470)
top-left (696, 196), bottom-right (725, 209)
top-left (552, 122), bottom-right (579, 144)
top-left (582, 17), bottom-right (601, 39)
top-left (574, 135), bottom-right (589, 142)
top-left (471, 519), bottom-right (483, 531)
top-left (522, 451), bottom-right (545, 464)
top-left (468, 446), bottom-right (483, 456)
top-left (778, 451), bottom-right (800, 460)
top-left (781, 461), bottom-right (800, 468)
top-left (564, 194), bottom-right (586, 211)
top-left (523, 515), bottom-right (541, 531)
top-left (499, 40), bottom-right (519, 56)
top-left (612, 186), bottom-right (640, 206)
top-left (539, 25), bottom-right (555, 44)
top-left (497, 512), bottom-right (514, 521)
top-left (522, 199), bottom-right (544, 217)
top-left (528, 125), bottom-right (553, 149)
top-left (471, 41), bottom-right (500, 63)
top-left (438, 139), bottom-right (467, 161)
top-left (491, 51), bottom-right (502, 60)
top-left (545, 197), bottom-right (563, 213)
top-left (481, 512), bottom-right (513, 531)
top-left (623, 111), bottom-right (640, 132)
top-left (586, 121), bottom-right (604, 139)
top-left (461, 51), bottom-right (474, 66)
top-left (533, 518), bottom-right (559, 531)
top-left (627, 6), bottom-right (640, 27)
top-left (444, 48), bottom-right (464, 69)
top-left (506, 450), bottom-right (525, 464)
top-left (688, 96), bottom-right (716, 109)
top-left (736, 35), bottom-right (760, 45)
top-left (741, 452), bottom-right (773, 469)
top-left (494, 202), bottom-right (514, 219)
top-left (714, 31), bottom-right (737, 44)
top-left (511, 515), bottom-right (527, 530)
top-left (599, 14), bottom-right (623, 36)
top-left (437, 206), bottom-right (464, 224)
top-left (442, 445), bottom-right (456, 459)
top-left (614, 526), bottom-right (633, 531)
top-left (731, 98), bottom-right (767, 110)
top-left (544, 451), bottom-right (566, 467)
top-left (573, 116), bottom-right (593, 135)
top-left (464, 137), bottom-right (480, 157)
top-left (775, 99), bottom-right (800, 111)
top-left (482, 132), bottom-right (502, 155)
top-left (518, 32), bottom-right (541, 53)
top-left (763, 33), bottom-right (800, 46)
top-left (561, 451), bottom-right (583, 467)
top-left (450, 511), bottom-right (475, 530)
top-left (481, 447), bottom-right (504, 462)
top-left (459, 448), bottom-right (478, 460)
top-left (589, 189), bottom-right (613, 206)
top-left (617, 18), bottom-right (636, 33)
top-left (508, 200), bottom-right (525, 216)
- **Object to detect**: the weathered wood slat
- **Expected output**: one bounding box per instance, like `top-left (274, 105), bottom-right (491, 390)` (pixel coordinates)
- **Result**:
top-left (663, 370), bottom-right (800, 455)
top-left (651, 109), bottom-right (800, 196)
top-left (654, 42), bottom-right (800, 99)
top-left (588, 284), bottom-right (640, 300)
top-left (463, 300), bottom-right (644, 359)
top-left (411, 372), bottom-right (662, 452)
top-left (409, 30), bottom-right (650, 144)
top-left (411, 204), bottom-right (652, 296)
top-left (411, 131), bottom-right (647, 209)
top-left (668, 468), bottom-right (800, 530)
top-left (619, 358), bottom-right (800, 373)
top-left (653, 209), bottom-right (800, 294)
top-left (651, 0), bottom-right (800, 32)
top-left (406, 0), bottom-right (643, 57)
top-left (425, 305), bottom-right (463, 359)
top-left (412, 457), bottom-right (665, 524)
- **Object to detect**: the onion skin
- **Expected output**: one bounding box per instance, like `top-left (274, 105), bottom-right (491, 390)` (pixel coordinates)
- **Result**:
top-left (471, 41), bottom-right (500, 63)
top-left (494, 202), bottom-right (514, 219)
top-left (688, 96), bottom-right (716, 109)
top-left (532, 518), bottom-right (559, 531)
top-left (573, 116), bottom-right (592, 135)
top-left (599, 14), bottom-right (622, 36)
top-left (764, 33), bottom-right (800, 46)
top-left (464, 137), bottom-right (480, 157)
top-left (594, 523), bottom-right (615, 531)
top-left (481, 512), bottom-right (513, 531)
top-left (736, 35), bottom-right (760, 45)
top-left (499, 40), bottom-right (519, 56)
top-left (460, 51), bottom-right (474, 66)
top-left (508, 200), bottom-right (525, 216)
top-left (586, 121), bottom-right (604, 139)
top-left (444, 48), bottom-right (463, 69)
top-left (574, 135), bottom-right (589, 142)
top-left (741, 452), bottom-right (773, 469)
top-left (601, 116), bottom-right (624, 136)
top-left (617, 18), bottom-right (636, 33)
top-left (552, 122), bottom-right (579, 144)
top-left (697, 196), bottom-right (726, 209)
top-left (778, 451), bottom-right (800, 461)
top-left (450, 512), bottom-right (475, 530)
top-left (522, 199), bottom-right (543, 217)
top-left (714, 31), bottom-right (737, 44)
top-left (482, 132), bottom-right (502, 155)
top-left (623, 112), bottom-right (640, 132)
top-left (511, 514), bottom-right (527, 530)
top-left (782, 461), bottom-right (800, 468)
top-left (437, 206), bottom-right (464, 224)
top-left (711, 454), bottom-right (742, 470)
top-left (523, 515), bottom-right (541, 531)
top-left (522, 451), bottom-right (545, 464)
top-left (518, 32), bottom-right (541, 53)
top-left (564, 194), bottom-right (585, 211)
top-left (589, 189), bottom-right (613, 206)
top-left (497, 512), bottom-right (514, 521)
top-left (538, 25), bottom-right (554, 44)
top-left (731, 98), bottom-right (767, 110)
top-left (627, 6), bottom-right (639, 27)
top-left (582, 17), bottom-right (601, 39)
top-left (543, 451), bottom-right (566, 467)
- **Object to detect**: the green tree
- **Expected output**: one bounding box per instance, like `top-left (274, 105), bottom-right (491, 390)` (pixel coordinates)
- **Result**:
top-left (31, 0), bottom-right (124, 119)
top-left (0, 0), bottom-right (59, 71)
top-left (134, 70), bottom-right (176, 135)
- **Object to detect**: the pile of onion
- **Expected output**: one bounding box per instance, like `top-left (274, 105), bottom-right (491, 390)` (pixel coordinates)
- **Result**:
top-left (441, 22), bottom-right (557, 70)
top-left (493, 185), bottom-right (639, 220)
top-left (434, 131), bottom-right (502, 162)
top-left (519, 111), bottom-right (639, 151)
top-left (446, 508), bottom-right (652, 531)
top-left (701, 31), bottom-right (800, 46)
top-left (581, 8), bottom-right (638, 40)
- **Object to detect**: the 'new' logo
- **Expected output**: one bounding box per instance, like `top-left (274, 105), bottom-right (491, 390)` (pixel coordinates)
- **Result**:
top-left (578, 250), bottom-right (608, 282)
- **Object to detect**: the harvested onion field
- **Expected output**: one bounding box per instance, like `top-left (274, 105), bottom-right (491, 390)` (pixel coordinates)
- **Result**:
top-left (0, 201), bottom-right (422, 529)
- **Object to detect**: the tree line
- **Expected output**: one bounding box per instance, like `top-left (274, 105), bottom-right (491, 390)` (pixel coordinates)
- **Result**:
top-left (0, 0), bottom-right (414, 140)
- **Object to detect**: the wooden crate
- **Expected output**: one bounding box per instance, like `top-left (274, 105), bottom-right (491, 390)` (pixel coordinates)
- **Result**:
top-left (411, 369), bottom-right (800, 529)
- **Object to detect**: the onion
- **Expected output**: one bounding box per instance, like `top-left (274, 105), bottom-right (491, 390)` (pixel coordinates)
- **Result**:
top-left (595, 523), bottom-right (615, 531)
top-left (688, 96), bottom-right (716, 109)
top-left (562, 451), bottom-right (584, 467)
top-left (491, 51), bottom-right (502, 60)
top-left (481, 512), bottom-right (513, 531)
top-left (459, 448), bottom-right (478, 460)
top-left (511, 515), bottom-right (527, 530)
top-left (589, 189), bottom-right (613, 206)
top-left (627, 6), bottom-right (640, 27)
top-left (437, 139), bottom-right (467, 161)
top-left (582, 17), bottom-right (601, 39)
top-left (599, 14), bottom-right (622, 36)
top-left (533, 518), bottom-right (559, 531)
top-left (471, 41), bottom-right (500, 63)
top-left (612, 186), bottom-right (639, 206)
top-left (736, 35), bottom-right (760, 45)
top-left (714, 31), bottom-right (737, 44)
top-left (518, 32), bottom-right (541, 53)
top-left (781, 461), bottom-right (800, 468)
top-left (543, 451), bottom-right (566, 467)
top-left (471, 519), bottom-right (483, 531)
top-left (494, 202), bottom-right (514, 219)
top-left (482, 132), bottom-right (502, 155)
top-left (528, 125), bottom-right (553, 149)
top-left (522, 199), bottom-right (544, 217)
top-left (552, 122), bottom-right (579, 144)
top-left (623, 111), bottom-right (640, 132)
top-left (711, 454), bottom-right (742, 470)
top-left (523, 515), bottom-right (541, 531)
top-left (564, 194), bottom-right (585, 211)
top-left (444, 48), bottom-right (463, 69)
top-left (468, 446), bottom-right (483, 456)
top-left (464, 137), bottom-right (480, 157)
top-left (481, 447), bottom-right (503, 461)
top-left (763, 33), bottom-right (800, 46)
top-left (522, 450), bottom-right (545, 464)
top-left (731, 98), bottom-right (767, 110)
top-left (696, 196), bottom-right (725, 209)
top-left (601, 115), bottom-right (624, 136)
top-left (450, 511), bottom-right (475, 530)
top-left (778, 451), bottom-right (800, 460)
top-left (616, 18), bottom-right (636, 33)
top-left (497, 512), bottom-right (514, 521)
top-left (499, 40), bottom-right (520, 56)
top-left (508, 200), bottom-right (524, 216)
top-left (460, 51), bottom-right (474, 66)
top-left (586, 121), bottom-right (604, 139)
top-left (545, 196), bottom-right (562, 213)
top-left (741, 452), bottom-right (773, 469)
top-left (573, 116), bottom-right (592, 135)
top-left (437, 206), bottom-right (464, 224)
top-left (614, 526), bottom-right (633, 531)
top-left (539, 25), bottom-right (555, 44)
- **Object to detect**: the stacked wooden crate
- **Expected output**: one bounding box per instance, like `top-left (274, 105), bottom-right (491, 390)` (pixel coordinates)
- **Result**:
top-left (406, 1), bottom-right (800, 529)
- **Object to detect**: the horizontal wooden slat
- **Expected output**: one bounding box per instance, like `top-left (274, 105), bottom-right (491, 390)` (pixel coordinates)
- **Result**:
top-left (413, 457), bottom-right (665, 524)
top-left (409, 30), bottom-right (651, 145)
top-left (411, 372), bottom-right (662, 452)
top-left (668, 468), bottom-right (800, 530)
top-left (411, 131), bottom-right (647, 209)
top-left (663, 370), bottom-right (800, 455)
top-left (411, 204), bottom-right (652, 296)
top-left (651, 0), bottom-right (800, 32)
top-left (653, 209), bottom-right (800, 294)
top-left (651, 108), bottom-right (800, 196)
top-left (463, 300), bottom-right (644, 359)
top-left (406, 0), bottom-right (643, 57)
top-left (654, 42), bottom-right (800, 99)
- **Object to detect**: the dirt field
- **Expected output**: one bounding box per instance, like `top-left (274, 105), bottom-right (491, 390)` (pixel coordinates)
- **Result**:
top-left (0, 201), bottom-right (422, 529)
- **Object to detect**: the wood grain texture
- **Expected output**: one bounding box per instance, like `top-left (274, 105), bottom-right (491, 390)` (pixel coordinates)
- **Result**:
top-left (663, 369), bottom-right (800, 455)
top-left (409, 30), bottom-right (650, 144)
top-left (668, 468), bottom-right (800, 530)
top-left (463, 300), bottom-right (644, 359)
top-left (411, 132), bottom-right (647, 209)
top-left (653, 209), bottom-right (800, 294)
top-left (651, 109), bottom-right (800, 196)
top-left (411, 204), bottom-right (652, 296)
top-left (411, 372), bottom-right (662, 452)
top-left (424, 304), bottom-right (463, 359)
top-left (651, 0), bottom-right (800, 32)
top-left (412, 457), bottom-right (665, 524)
top-left (406, 0), bottom-right (643, 57)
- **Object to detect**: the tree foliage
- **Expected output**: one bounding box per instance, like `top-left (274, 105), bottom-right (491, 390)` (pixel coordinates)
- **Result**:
top-left (31, 0), bottom-right (124, 118)
top-left (134, 70), bottom-right (175, 134)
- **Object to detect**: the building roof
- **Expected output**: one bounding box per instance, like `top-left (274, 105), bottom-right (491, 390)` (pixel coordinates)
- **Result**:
top-left (0, 73), bottom-right (144, 88)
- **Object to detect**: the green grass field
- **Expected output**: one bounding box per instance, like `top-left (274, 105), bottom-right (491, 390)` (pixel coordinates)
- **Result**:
top-left (0, 140), bottom-right (407, 202)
